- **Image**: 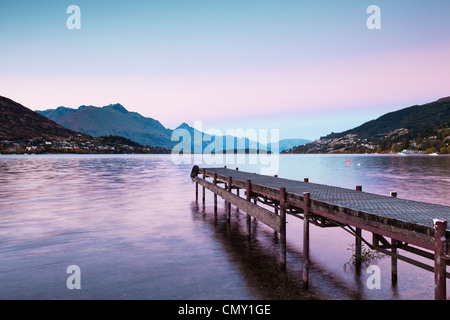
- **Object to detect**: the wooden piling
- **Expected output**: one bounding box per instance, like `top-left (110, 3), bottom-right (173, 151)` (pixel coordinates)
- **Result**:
top-left (213, 173), bottom-right (218, 217)
top-left (391, 239), bottom-right (398, 285)
top-left (246, 180), bottom-right (252, 239)
top-left (195, 181), bottom-right (198, 204)
top-left (303, 192), bottom-right (311, 287)
top-left (202, 169), bottom-right (206, 211)
top-left (355, 186), bottom-right (362, 270)
top-left (280, 187), bottom-right (287, 270)
top-left (355, 228), bottom-right (362, 272)
top-left (236, 187), bottom-right (240, 212)
top-left (227, 176), bottom-right (232, 221)
top-left (235, 168), bottom-right (240, 212)
top-left (434, 219), bottom-right (447, 300)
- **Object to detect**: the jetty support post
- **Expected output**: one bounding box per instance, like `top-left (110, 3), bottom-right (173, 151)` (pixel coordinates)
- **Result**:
top-left (280, 187), bottom-right (287, 270)
top-left (224, 166), bottom-right (227, 204)
top-left (202, 169), bottom-right (206, 211)
top-left (195, 180), bottom-right (199, 204)
top-left (434, 219), bottom-right (448, 300)
top-left (236, 168), bottom-right (240, 212)
top-left (390, 191), bottom-right (398, 284)
top-left (355, 186), bottom-right (363, 271)
top-left (227, 176), bottom-right (232, 221)
top-left (213, 173), bottom-right (218, 217)
top-left (303, 192), bottom-right (311, 288)
top-left (391, 239), bottom-right (398, 286)
top-left (193, 167), bottom-right (199, 204)
top-left (246, 180), bottom-right (252, 239)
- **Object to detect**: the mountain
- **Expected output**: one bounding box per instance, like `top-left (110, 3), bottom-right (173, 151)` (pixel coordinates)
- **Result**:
top-left (286, 97), bottom-right (450, 154)
top-left (172, 122), bottom-right (268, 153)
top-left (267, 139), bottom-right (311, 152)
top-left (36, 106), bottom-right (79, 120)
top-left (37, 104), bottom-right (174, 148)
top-left (0, 96), bottom-right (87, 139)
top-left (324, 97), bottom-right (450, 140)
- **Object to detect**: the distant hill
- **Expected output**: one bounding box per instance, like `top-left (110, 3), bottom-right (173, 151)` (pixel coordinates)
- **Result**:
top-left (324, 97), bottom-right (450, 140)
top-left (172, 122), bottom-right (268, 153)
top-left (37, 104), bottom-right (174, 148)
top-left (0, 96), bottom-right (87, 139)
top-left (287, 97), bottom-right (450, 154)
top-left (267, 139), bottom-right (311, 152)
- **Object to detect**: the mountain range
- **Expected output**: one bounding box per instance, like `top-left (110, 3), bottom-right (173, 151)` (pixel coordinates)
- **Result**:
top-left (6, 93), bottom-right (447, 155)
top-left (36, 104), bottom-right (311, 152)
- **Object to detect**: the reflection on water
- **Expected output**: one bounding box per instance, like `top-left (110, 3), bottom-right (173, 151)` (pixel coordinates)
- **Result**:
top-left (0, 154), bottom-right (449, 299)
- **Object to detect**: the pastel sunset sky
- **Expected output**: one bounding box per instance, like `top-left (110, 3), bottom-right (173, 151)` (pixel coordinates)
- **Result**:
top-left (1, 0), bottom-right (449, 140)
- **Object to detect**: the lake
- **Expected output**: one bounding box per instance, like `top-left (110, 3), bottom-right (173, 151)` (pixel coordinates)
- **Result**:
top-left (0, 154), bottom-right (449, 300)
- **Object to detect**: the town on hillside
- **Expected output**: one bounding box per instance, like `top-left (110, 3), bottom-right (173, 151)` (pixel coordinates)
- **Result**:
top-left (284, 127), bottom-right (450, 154)
top-left (0, 135), bottom-right (171, 155)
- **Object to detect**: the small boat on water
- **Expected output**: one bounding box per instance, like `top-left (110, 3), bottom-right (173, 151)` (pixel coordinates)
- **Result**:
top-left (399, 149), bottom-right (424, 156)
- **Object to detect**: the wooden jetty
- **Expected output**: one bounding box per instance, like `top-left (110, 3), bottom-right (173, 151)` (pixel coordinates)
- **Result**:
top-left (191, 165), bottom-right (450, 300)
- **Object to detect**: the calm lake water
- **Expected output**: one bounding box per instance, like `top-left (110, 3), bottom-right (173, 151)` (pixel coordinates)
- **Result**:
top-left (0, 154), bottom-right (449, 300)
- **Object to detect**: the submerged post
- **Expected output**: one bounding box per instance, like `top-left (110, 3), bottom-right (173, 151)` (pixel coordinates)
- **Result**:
top-left (434, 219), bottom-right (447, 300)
top-left (246, 180), bottom-right (252, 239)
top-left (303, 192), bottom-right (311, 288)
top-left (355, 186), bottom-right (362, 271)
top-left (236, 187), bottom-right (240, 213)
top-left (280, 187), bottom-right (287, 270)
top-left (355, 228), bottom-right (362, 273)
top-left (227, 176), bottom-right (232, 221)
top-left (195, 181), bottom-right (198, 204)
top-left (391, 239), bottom-right (398, 286)
top-left (191, 165), bottom-right (199, 204)
top-left (274, 175), bottom-right (279, 215)
top-left (202, 169), bottom-right (206, 211)
top-left (235, 167), bottom-right (240, 212)
top-left (213, 173), bottom-right (218, 217)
